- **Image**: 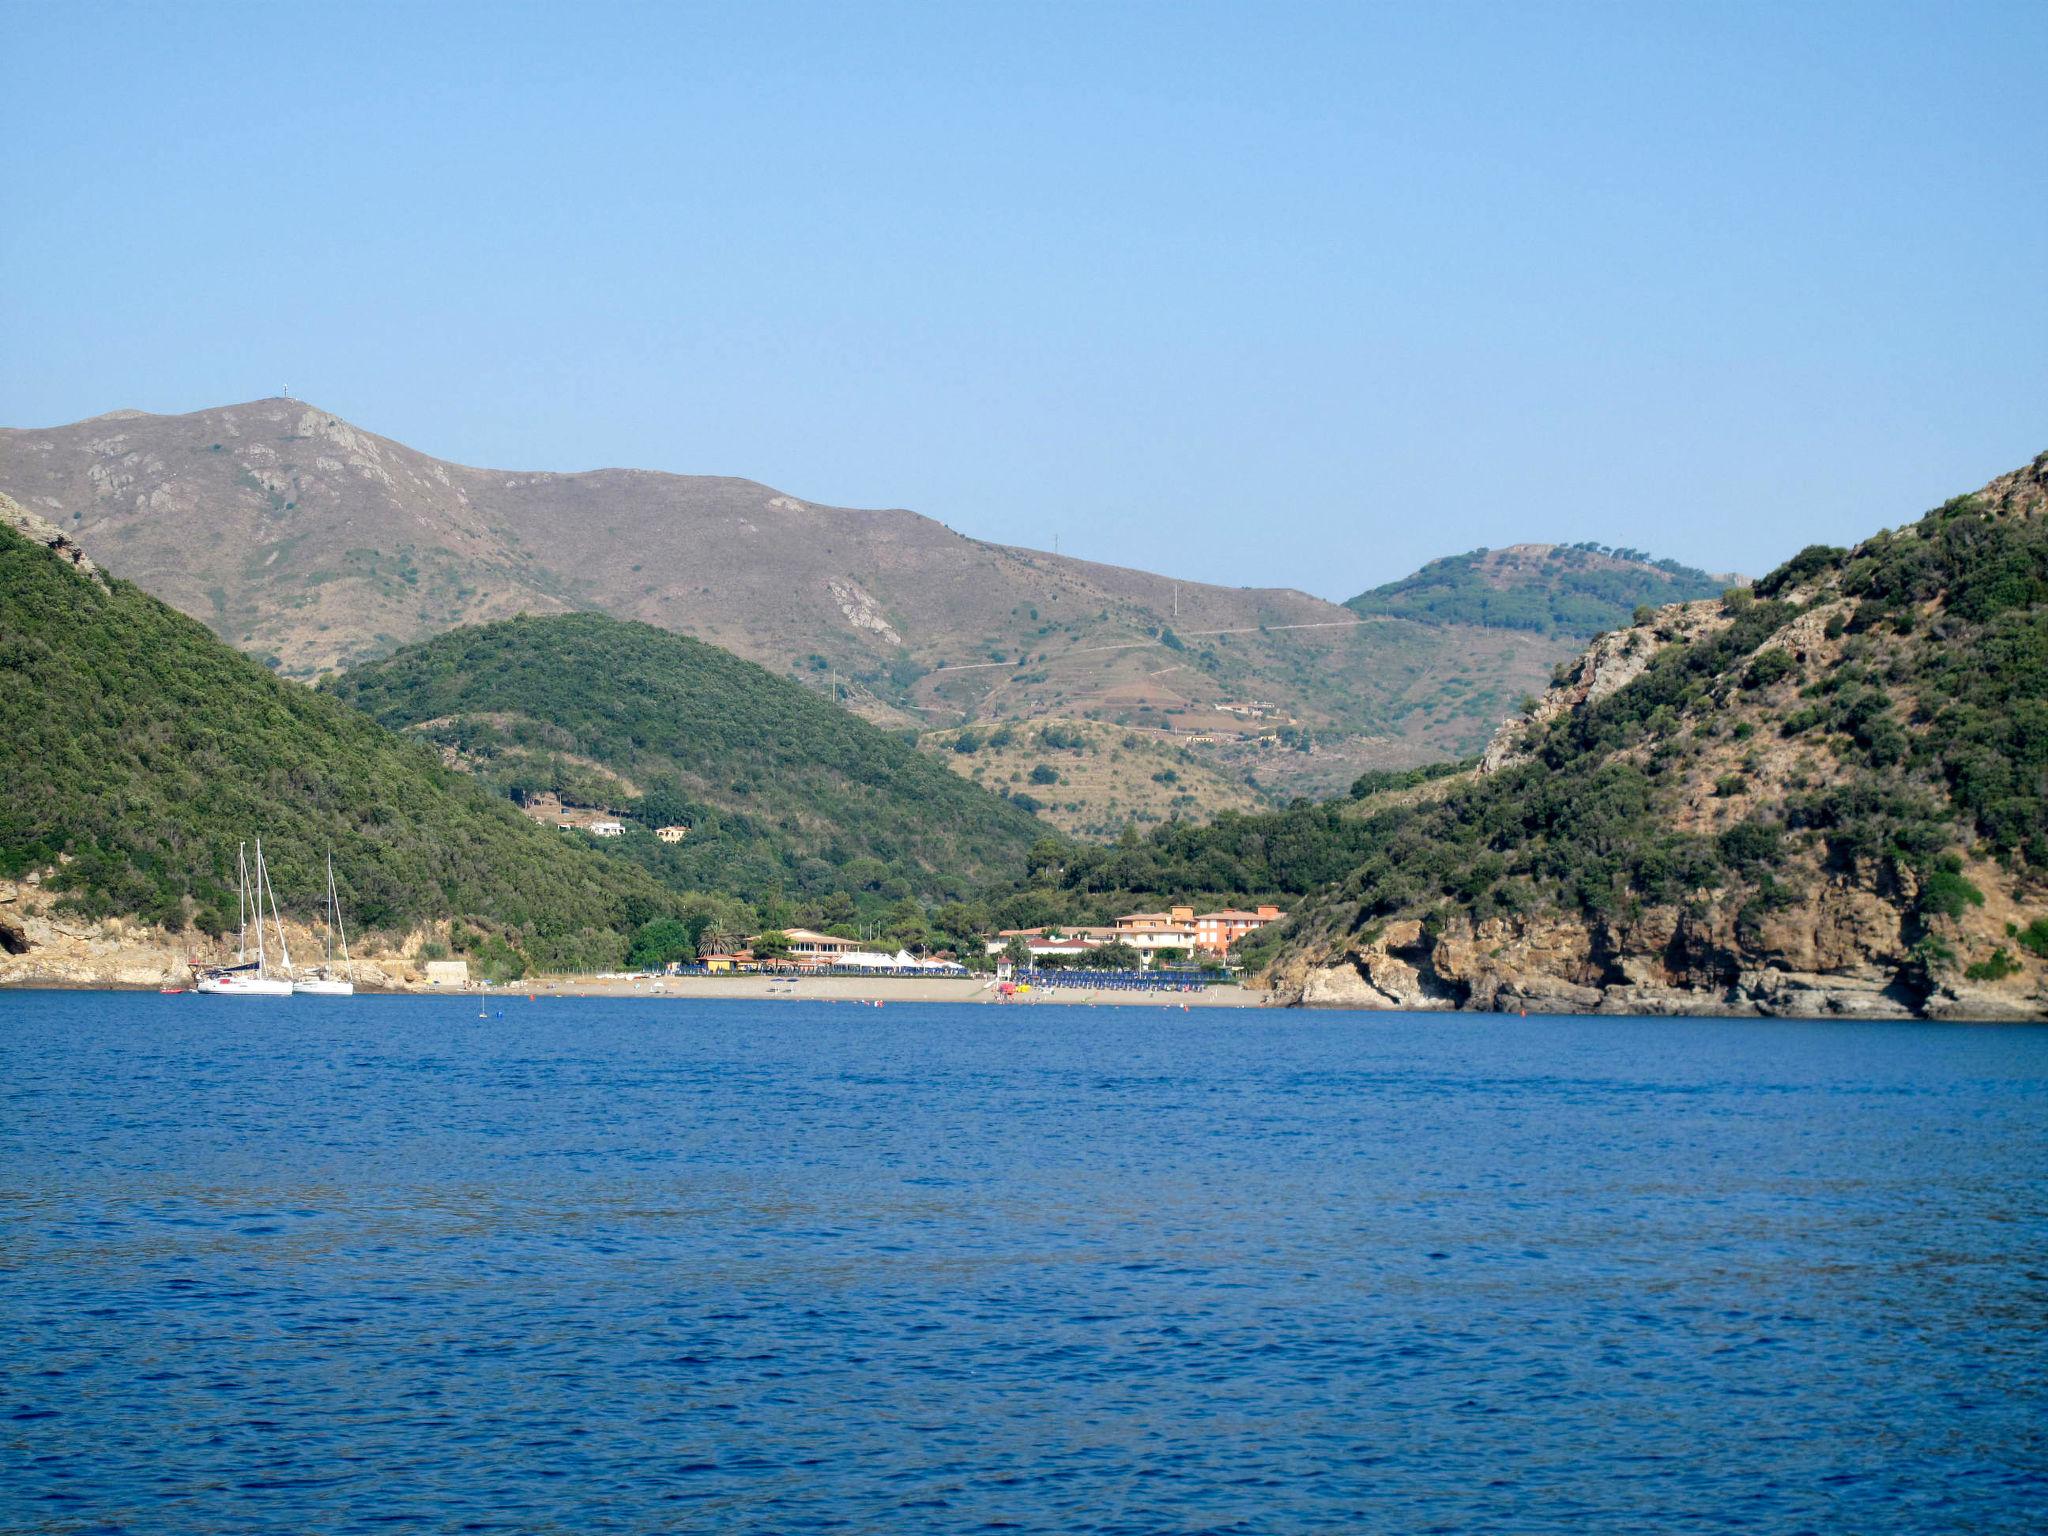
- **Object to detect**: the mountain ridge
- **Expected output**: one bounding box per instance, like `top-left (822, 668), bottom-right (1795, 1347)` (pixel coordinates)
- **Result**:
top-left (0, 397), bottom-right (1726, 788)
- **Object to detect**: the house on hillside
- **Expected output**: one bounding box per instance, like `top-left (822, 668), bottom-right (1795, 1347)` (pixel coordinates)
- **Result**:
top-left (586, 820), bottom-right (625, 837)
top-left (655, 825), bottom-right (689, 843)
top-left (519, 790), bottom-right (568, 824)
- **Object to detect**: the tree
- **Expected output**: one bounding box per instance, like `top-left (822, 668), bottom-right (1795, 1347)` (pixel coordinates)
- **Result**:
top-left (1002, 935), bottom-right (1034, 970)
top-left (627, 917), bottom-right (696, 970)
top-left (754, 929), bottom-right (792, 960)
top-left (1080, 939), bottom-right (1141, 970)
top-left (1030, 764), bottom-right (1060, 785)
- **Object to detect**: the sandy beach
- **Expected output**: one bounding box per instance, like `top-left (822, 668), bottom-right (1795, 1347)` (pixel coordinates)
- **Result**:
top-left (507, 973), bottom-right (1274, 1007)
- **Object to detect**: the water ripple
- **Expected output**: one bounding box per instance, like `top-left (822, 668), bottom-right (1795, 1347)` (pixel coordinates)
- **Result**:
top-left (1, 995), bottom-right (2044, 1533)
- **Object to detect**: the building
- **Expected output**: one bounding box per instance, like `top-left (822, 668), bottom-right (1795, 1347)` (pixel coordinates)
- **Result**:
top-left (655, 825), bottom-right (689, 844)
top-left (753, 928), bottom-right (862, 969)
top-left (422, 959), bottom-right (470, 987)
top-left (700, 951), bottom-right (751, 974)
top-left (1192, 905), bottom-right (1286, 954)
top-left (1114, 908), bottom-right (1202, 957)
top-left (586, 820), bottom-right (625, 838)
top-left (984, 926), bottom-right (1123, 962)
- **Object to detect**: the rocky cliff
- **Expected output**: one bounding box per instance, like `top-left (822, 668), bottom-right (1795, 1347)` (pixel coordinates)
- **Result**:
top-left (1268, 453), bottom-right (2048, 1020)
top-left (2, 871), bottom-right (429, 991)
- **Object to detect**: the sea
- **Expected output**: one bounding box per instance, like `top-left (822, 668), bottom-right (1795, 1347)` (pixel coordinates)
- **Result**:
top-left (1, 991), bottom-right (2043, 1533)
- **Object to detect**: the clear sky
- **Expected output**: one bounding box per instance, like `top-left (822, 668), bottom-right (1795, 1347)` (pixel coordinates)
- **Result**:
top-left (4, 1), bottom-right (2043, 598)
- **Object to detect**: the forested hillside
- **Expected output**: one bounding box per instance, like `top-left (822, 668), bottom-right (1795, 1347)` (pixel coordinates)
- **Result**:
top-left (0, 512), bottom-right (675, 971)
top-left (325, 613), bottom-right (1046, 904)
top-left (1347, 543), bottom-right (1724, 636)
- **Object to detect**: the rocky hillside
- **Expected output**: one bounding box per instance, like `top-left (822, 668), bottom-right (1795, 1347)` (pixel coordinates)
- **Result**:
top-left (919, 717), bottom-right (1269, 838)
top-left (1266, 453), bottom-right (2048, 1019)
top-left (3, 398), bottom-right (1660, 789)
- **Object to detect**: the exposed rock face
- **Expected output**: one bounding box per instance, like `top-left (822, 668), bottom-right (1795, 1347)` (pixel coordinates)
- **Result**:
top-left (0, 490), bottom-right (103, 584)
top-left (0, 877), bottom-right (415, 991)
top-left (1481, 600), bottom-right (1726, 773)
top-left (1276, 860), bottom-right (2044, 1020)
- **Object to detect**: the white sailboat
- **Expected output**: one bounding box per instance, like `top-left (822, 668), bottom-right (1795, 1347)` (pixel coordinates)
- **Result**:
top-left (296, 852), bottom-right (355, 996)
top-left (196, 840), bottom-right (295, 996)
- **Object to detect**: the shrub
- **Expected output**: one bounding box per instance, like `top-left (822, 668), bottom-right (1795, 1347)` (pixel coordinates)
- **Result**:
top-left (1964, 947), bottom-right (2021, 983)
top-left (1918, 859), bottom-right (1985, 920)
top-left (1743, 649), bottom-right (1797, 690)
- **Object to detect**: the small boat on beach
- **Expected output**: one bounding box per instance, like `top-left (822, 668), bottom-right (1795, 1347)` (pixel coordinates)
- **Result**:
top-left (196, 840), bottom-right (294, 996)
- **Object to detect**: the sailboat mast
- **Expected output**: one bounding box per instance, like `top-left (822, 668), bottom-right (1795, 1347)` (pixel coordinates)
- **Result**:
top-left (237, 841), bottom-right (250, 964)
top-left (262, 843), bottom-right (293, 974)
top-left (253, 841), bottom-right (266, 975)
top-left (329, 854), bottom-right (352, 977)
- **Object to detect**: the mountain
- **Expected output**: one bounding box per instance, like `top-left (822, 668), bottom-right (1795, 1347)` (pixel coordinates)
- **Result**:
top-left (322, 612), bottom-right (1045, 904)
top-left (1347, 543), bottom-right (1727, 635)
top-left (0, 495), bottom-right (675, 972)
top-left (1, 398), bottom-right (1671, 791)
top-left (1024, 454), bottom-right (2048, 1020)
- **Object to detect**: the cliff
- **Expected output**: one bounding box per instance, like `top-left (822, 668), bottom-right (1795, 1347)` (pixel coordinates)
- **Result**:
top-left (0, 873), bottom-right (416, 990)
top-left (1269, 453), bottom-right (2048, 1019)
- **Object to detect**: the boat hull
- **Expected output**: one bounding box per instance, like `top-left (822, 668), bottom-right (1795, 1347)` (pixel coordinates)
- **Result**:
top-left (195, 974), bottom-right (294, 996)
top-left (295, 978), bottom-right (355, 996)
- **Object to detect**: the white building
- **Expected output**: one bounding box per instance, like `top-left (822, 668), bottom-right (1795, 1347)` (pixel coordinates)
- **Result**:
top-left (586, 820), bottom-right (625, 837)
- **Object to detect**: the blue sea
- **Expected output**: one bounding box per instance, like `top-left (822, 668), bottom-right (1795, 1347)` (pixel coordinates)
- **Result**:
top-left (1, 992), bottom-right (2043, 1533)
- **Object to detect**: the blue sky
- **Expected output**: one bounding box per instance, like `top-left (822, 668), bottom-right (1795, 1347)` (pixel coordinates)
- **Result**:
top-left (4, 0), bottom-right (2042, 597)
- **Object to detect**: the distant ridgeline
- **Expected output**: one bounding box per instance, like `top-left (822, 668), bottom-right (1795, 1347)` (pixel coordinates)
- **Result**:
top-left (1346, 543), bottom-right (1725, 636)
top-left (0, 519), bottom-right (675, 970)
top-left (323, 613), bottom-right (1046, 905)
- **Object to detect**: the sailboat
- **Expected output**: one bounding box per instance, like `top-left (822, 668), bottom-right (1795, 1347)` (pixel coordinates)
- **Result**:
top-left (296, 852), bottom-right (355, 997)
top-left (195, 840), bottom-right (295, 996)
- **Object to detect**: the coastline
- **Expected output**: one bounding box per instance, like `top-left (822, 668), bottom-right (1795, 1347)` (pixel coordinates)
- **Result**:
top-left (521, 973), bottom-right (1272, 1007)
top-left (0, 971), bottom-right (1274, 1008)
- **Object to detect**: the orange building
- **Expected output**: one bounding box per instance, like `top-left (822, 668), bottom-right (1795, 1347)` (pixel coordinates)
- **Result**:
top-left (1192, 905), bottom-right (1285, 955)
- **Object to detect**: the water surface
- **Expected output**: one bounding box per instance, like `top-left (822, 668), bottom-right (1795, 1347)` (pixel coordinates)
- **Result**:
top-left (2, 993), bottom-right (2043, 1532)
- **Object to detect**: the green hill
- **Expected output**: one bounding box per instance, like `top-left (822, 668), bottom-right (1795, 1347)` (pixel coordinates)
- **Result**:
top-left (323, 613), bottom-right (1046, 904)
top-left (1025, 458), bottom-right (2048, 1017)
top-left (1347, 542), bottom-right (1725, 636)
top-left (0, 514), bottom-right (674, 970)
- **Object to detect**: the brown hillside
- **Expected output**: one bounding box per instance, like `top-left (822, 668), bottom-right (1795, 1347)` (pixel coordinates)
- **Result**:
top-left (1, 398), bottom-right (1580, 783)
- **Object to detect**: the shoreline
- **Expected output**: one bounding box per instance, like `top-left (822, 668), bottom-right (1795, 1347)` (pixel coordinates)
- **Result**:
top-left (2, 973), bottom-right (1275, 1008)
top-left (520, 973), bottom-right (1272, 1007)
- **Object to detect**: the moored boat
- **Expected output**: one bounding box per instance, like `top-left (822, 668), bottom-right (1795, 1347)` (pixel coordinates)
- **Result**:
top-left (196, 840), bottom-right (295, 996)
top-left (296, 851), bottom-right (356, 997)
